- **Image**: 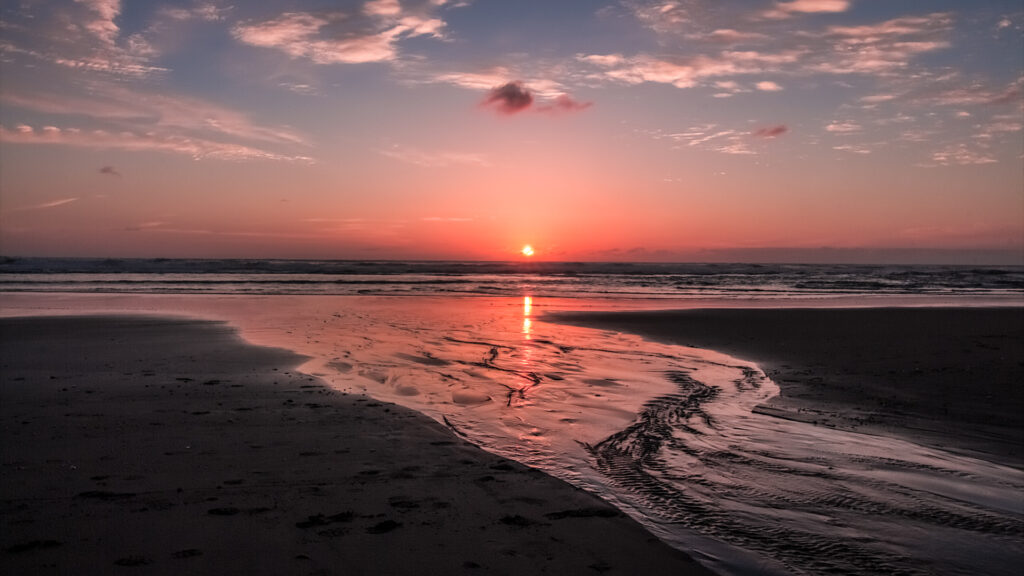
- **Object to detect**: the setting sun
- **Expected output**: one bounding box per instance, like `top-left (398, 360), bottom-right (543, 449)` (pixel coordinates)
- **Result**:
top-left (521, 245), bottom-right (534, 257)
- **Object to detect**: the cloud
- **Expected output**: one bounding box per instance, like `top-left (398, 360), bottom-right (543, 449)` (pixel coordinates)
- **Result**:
top-left (697, 29), bottom-right (771, 44)
top-left (833, 144), bottom-right (872, 154)
top-left (232, 2), bottom-right (459, 65)
top-left (422, 216), bottom-right (474, 222)
top-left (582, 10), bottom-right (954, 98)
top-left (379, 145), bottom-right (491, 167)
top-left (626, 0), bottom-right (694, 35)
top-left (481, 81), bottom-right (534, 114)
top-left (663, 123), bottom-right (787, 154)
top-left (2, 0), bottom-right (166, 77)
top-left (429, 67), bottom-right (514, 91)
top-left (5, 197), bottom-right (80, 213)
top-left (0, 124), bottom-right (313, 163)
top-left (752, 125), bottom-right (789, 138)
top-left (929, 144), bottom-right (998, 166)
top-left (762, 0), bottom-right (851, 20)
top-left (808, 13), bottom-right (953, 75)
top-left (860, 93), bottom-right (899, 103)
top-left (122, 221), bottom-right (166, 231)
top-left (536, 94), bottom-right (593, 114)
top-left (826, 121), bottom-right (861, 133)
top-left (925, 76), bottom-right (1024, 107)
top-left (1, 82), bottom-right (311, 162)
top-left (233, 12), bottom-right (399, 64)
top-left (160, 3), bottom-right (231, 22)
top-left (580, 50), bottom-right (805, 89)
top-left (99, 165), bottom-right (121, 177)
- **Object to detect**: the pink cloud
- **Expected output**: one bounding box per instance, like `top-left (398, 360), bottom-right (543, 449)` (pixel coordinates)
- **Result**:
top-left (581, 50), bottom-right (804, 89)
top-left (1, 84), bottom-right (308, 158)
top-left (756, 81), bottom-right (784, 91)
top-left (763, 0), bottom-right (850, 20)
top-left (232, 3), bottom-right (457, 65)
top-left (929, 144), bottom-right (998, 166)
top-left (536, 94), bottom-right (594, 114)
top-left (0, 0), bottom-right (166, 77)
top-left (697, 29), bottom-right (771, 44)
top-left (233, 13), bottom-right (399, 64)
top-left (0, 124), bottom-right (312, 163)
top-left (160, 3), bottom-right (231, 22)
top-left (826, 121), bottom-right (861, 133)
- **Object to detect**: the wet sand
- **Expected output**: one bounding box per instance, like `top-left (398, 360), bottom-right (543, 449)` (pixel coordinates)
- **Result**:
top-left (0, 316), bottom-right (713, 576)
top-left (546, 307), bottom-right (1024, 468)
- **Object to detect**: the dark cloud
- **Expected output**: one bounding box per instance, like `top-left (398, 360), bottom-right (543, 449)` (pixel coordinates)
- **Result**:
top-left (537, 94), bottom-right (594, 114)
top-left (99, 165), bottom-right (122, 177)
top-left (481, 81), bottom-right (533, 114)
top-left (752, 125), bottom-right (788, 138)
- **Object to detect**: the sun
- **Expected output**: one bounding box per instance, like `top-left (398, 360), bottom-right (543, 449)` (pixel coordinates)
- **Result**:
top-left (521, 245), bottom-right (534, 257)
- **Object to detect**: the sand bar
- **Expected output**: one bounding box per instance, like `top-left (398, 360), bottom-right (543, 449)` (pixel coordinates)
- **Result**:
top-left (546, 307), bottom-right (1024, 468)
top-left (0, 315), bottom-right (713, 575)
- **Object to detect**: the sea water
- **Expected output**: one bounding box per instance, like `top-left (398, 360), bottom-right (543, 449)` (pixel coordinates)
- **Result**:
top-left (2, 257), bottom-right (1023, 299)
top-left (2, 260), bottom-right (1023, 575)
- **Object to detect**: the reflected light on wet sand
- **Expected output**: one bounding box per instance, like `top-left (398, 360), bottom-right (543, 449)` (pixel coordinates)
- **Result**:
top-left (523, 296), bottom-right (532, 339)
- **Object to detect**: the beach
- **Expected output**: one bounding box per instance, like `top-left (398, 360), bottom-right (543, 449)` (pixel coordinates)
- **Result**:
top-left (0, 315), bottom-right (712, 575)
top-left (548, 307), bottom-right (1024, 468)
top-left (1, 298), bottom-right (1022, 576)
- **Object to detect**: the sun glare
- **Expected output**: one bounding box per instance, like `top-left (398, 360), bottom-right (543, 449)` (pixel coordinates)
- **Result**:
top-left (521, 245), bottom-right (534, 257)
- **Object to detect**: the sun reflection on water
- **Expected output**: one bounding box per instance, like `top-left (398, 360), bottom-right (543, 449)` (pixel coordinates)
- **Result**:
top-left (522, 295), bottom-right (532, 339)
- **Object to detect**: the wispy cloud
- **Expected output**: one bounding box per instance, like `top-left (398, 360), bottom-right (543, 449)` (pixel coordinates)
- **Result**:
top-left (833, 144), bottom-right (872, 154)
top-left (925, 76), bottom-right (1024, 107)
top-left (809, 13), bottom-right (953, 75)
top-left (1, 81), bottom-right (311, 162)
top-left (2, 0), bottom-right (166, 77)
top-left (233, 12), bottom-right (398, 64)
top-left (761, 0), bottom-right (851, 20)
top-left (379, 145), bottom-right (491, 167)
top-left (537, 93), bottom-right (594, 114)
top-left (579, 50), bottom-right (805, 89)
top-left (581, 9), bottom-right (953, 97)
top-left (232, 1), bottom-right (459, 65)
top-left (826, 121), bottom-right (861, 133)
top-left (160, 3), bottom-right (232, 22)
top-left (663, 123), bottom-right (787, 154)
top-left (5, 197), bottom-right (80, 213)
top-left (928, 144), bottom-right (998, 166)
top-left (1, 125), bottom-right (313, 163)
top-left (99, 165), bottom-right (121, 177)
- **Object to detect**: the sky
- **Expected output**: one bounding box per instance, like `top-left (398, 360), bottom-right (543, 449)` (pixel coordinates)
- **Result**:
top-left (1, 0), bottom-right (1022, 263)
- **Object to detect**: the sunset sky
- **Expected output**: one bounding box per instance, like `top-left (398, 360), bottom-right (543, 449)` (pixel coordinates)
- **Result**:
top-left (1, 0), bottom-right (1022, 263)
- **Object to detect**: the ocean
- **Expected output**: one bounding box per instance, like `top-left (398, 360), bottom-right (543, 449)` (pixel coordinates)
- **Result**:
top-left (2, 257), bottom-right (1023, 575)
top-left (2, 257), bottom-right (1023, 298)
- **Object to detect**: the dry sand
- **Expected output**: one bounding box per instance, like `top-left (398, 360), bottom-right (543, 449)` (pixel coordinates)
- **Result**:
top-left (547, 307), bottom-right (1024, 469)
top-left (0, 316), bottom-right (713, 575)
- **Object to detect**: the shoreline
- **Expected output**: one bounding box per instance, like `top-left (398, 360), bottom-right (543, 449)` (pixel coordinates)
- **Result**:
top-left (544, 306), bottom-right (1024, 469)
top-left (0, 315), bottom-right (713, 575)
